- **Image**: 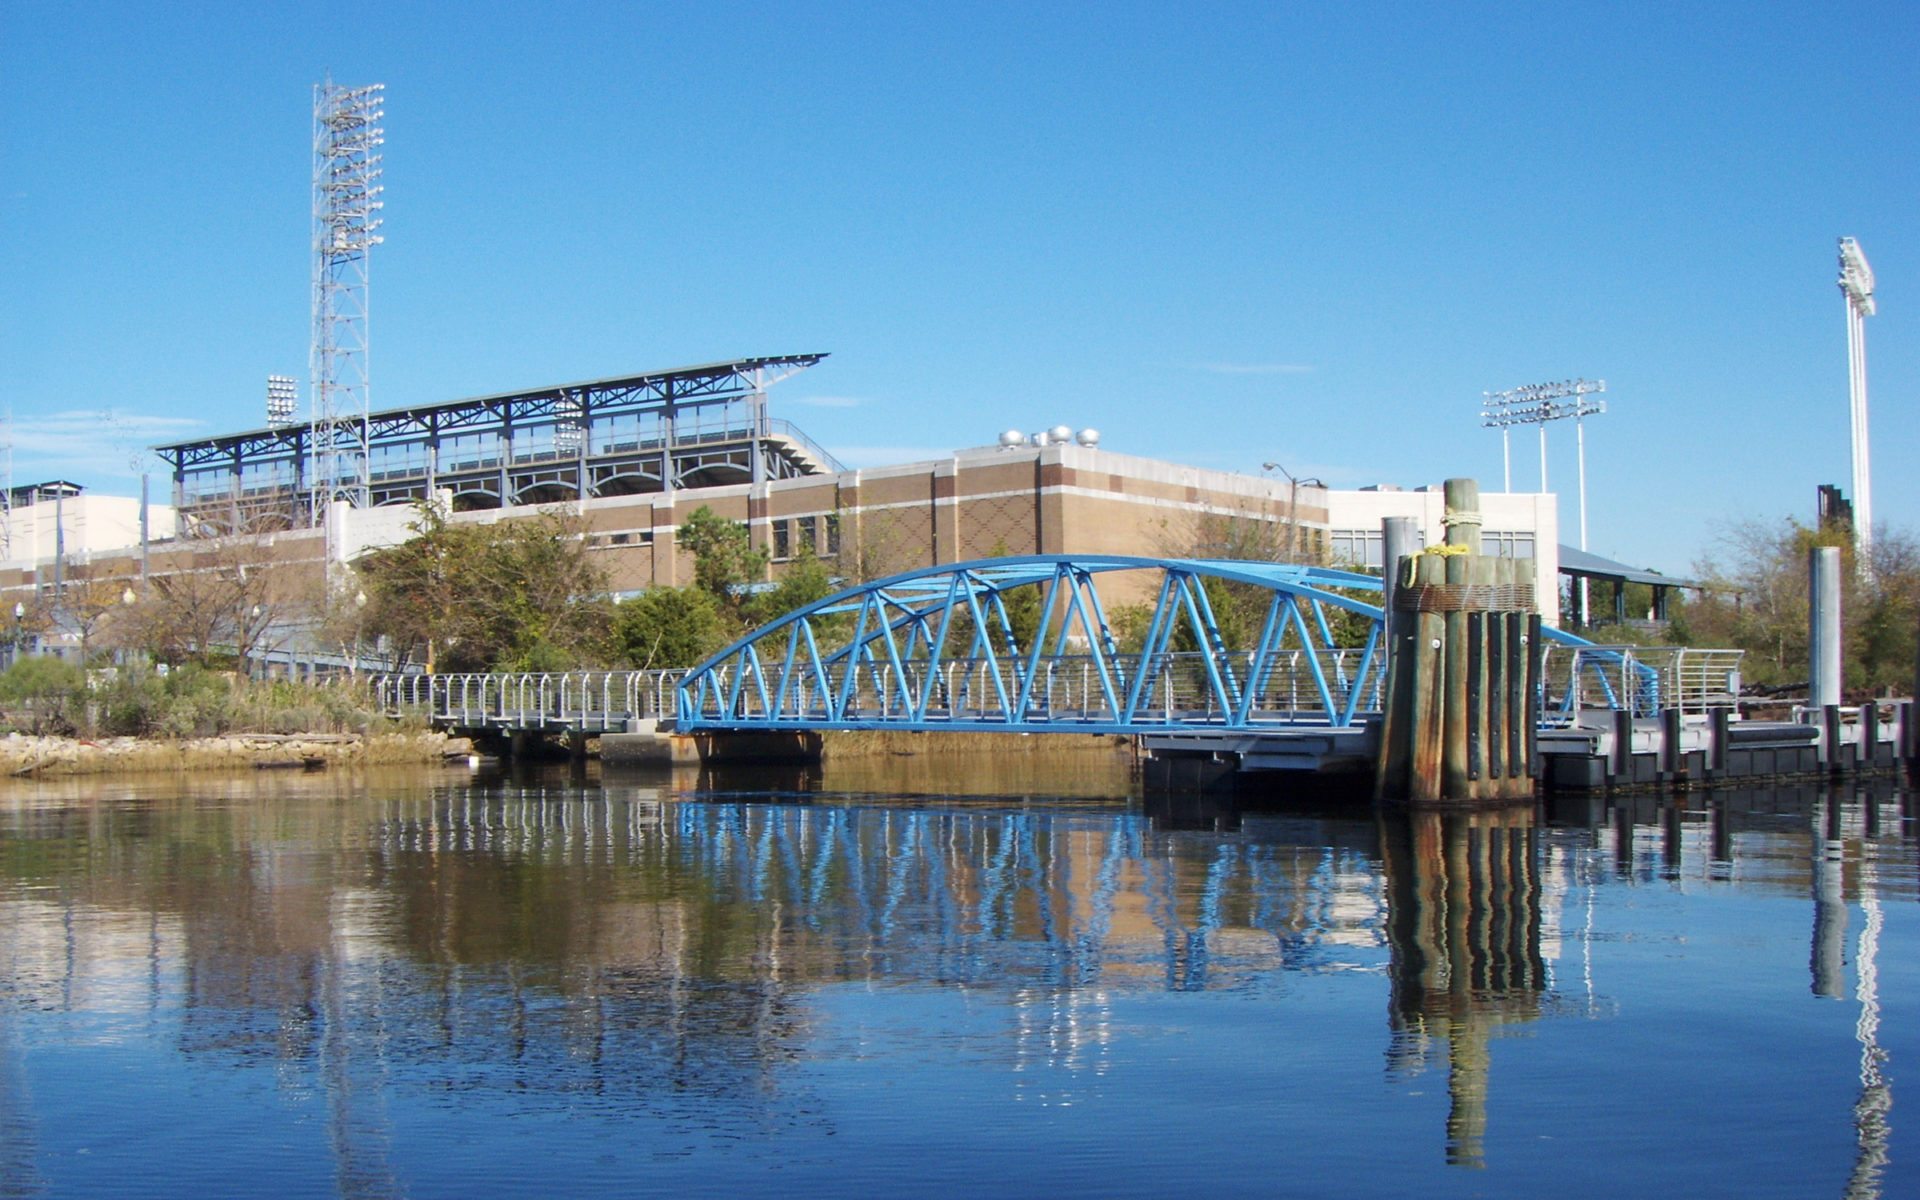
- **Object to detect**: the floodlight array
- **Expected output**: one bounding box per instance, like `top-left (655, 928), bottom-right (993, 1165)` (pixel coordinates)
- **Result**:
top-left (317, 82), bottom-right (385, 257)
top-left (1839, 237), bottom-right (1876, 315)
top-left (266, 375), bottom-right (299, 427)
top-left (554, 395), bottom-right (584, 454)
top-left (1481, 378), bottom-right (1605, 427)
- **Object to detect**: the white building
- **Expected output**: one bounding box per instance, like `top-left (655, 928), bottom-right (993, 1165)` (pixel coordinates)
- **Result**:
top-left (1, 482), bottom-right (176, 572)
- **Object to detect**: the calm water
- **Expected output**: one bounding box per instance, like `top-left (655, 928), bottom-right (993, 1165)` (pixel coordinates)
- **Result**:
top-left (1, 761), bottom-right (1915, 1199)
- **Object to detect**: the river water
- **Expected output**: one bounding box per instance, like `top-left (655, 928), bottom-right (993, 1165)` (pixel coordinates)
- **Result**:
top-left (0, 761), bottom-right (1914, 1198)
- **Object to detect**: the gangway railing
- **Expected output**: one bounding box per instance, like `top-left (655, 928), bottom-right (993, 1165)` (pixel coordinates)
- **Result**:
top-left (374, 670), bottom-right (685, 731)
top-left (1536, 645), bottom-right (1743, 724)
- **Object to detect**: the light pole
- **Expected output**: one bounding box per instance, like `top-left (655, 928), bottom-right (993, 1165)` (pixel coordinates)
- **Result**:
top-left (9, 601), bottom-right (21, 667)
top-left (249, 604), bottom-right (264, 679)
top-left (353, 589), bottom-right (367, 680)
top-left (1261, 463), bottom-right (1324, 563)
top-left (1839, 237), bottom-right (1876, 571)
top-left (117, 587), bottom-right (137, 668)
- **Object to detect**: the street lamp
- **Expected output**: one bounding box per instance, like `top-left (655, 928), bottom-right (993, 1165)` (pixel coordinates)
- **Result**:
top-left (353, 589), bottom-right (368, 679)
top-left (1262, 463), bottom-right (1325, 563)
top-left (9, 601), bottom-right (21, 667)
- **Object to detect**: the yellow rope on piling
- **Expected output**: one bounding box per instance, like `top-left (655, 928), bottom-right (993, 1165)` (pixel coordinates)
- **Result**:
top-left (1423, 544), bottom-right (1471, 557)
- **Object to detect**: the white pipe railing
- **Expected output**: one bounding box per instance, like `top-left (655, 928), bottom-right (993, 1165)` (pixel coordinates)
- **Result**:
top-left (373, 670), bottom-right (685, 729)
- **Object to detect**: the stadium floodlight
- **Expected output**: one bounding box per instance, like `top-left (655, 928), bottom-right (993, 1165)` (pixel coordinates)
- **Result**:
top-left (266, 375), bottom-right (299, 428)
top-left (1481, 378), bottom-right (1604, 492)
top-left (1481, 378), bottom-right (1606, 624)
top-left (311, 77), bottom-right (386, 574)
top-left (554, 394), bottom-right (584, 455)
top-left (1838, 237), bottom-right (1876, 570)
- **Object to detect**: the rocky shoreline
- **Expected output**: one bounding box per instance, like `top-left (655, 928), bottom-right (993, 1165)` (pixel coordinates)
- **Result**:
top-left (0, 730), bottom-right (474, 778)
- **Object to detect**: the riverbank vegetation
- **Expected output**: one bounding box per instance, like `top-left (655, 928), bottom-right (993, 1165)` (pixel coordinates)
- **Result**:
top-left (0, 658), bottom-right (388, 740)
top-left (1664, 519), bottom-right (1918, 695)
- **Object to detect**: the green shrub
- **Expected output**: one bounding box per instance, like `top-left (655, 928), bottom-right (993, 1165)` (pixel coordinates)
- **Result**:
top-left (0, 657), bottom-right (87, 735)
top-left (88, 666), bottom-right (384, 739)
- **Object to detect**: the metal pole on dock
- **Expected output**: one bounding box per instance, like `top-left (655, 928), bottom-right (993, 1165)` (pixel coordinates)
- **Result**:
top-left (1381, 516), bottom-right (1418, 686)
top-left (1809, 546), bottom-right (1842, 710)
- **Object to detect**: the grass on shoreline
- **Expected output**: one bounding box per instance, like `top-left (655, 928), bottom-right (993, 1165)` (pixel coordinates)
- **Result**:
top-left (0, 658), bottom-right (399, 742)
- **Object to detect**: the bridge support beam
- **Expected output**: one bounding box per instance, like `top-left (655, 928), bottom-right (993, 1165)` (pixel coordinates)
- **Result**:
top-left (676, 730), bottom-right (823, 766)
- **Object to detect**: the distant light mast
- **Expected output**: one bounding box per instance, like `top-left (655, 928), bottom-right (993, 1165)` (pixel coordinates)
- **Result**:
top-left (310, 77), bottom-right (386, 568)
top-left (1838, 236), bottom-right (1876, 569)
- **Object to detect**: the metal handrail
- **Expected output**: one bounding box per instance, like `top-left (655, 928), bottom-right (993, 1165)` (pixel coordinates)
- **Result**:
top-left (763, 418), bottom-right (848, 474)
top-left (372, 669), bottom-right (686, 730)
top-left (1537, 644), bottom-right (1743, 724)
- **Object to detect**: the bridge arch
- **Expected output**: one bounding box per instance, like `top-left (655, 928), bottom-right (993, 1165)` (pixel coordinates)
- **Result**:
top-left (677, 555), bottom-right (1402, 734)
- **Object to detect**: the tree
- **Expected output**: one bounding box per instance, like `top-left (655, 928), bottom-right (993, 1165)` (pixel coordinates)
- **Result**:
top-left (55, 563), bottom-right (137, 667)
top-left (1683, 517), bottom-right (1919, 694)
top-left (612, 587), bottom-right (727, 669)
top-left (745, 550), bottom-right (839, 627)
top-left (357, 505), bottom-right (611, 671)
top-left (114, 537), bottom-right (296, 672)
top-left (678, 506), bottom-right (767, 617)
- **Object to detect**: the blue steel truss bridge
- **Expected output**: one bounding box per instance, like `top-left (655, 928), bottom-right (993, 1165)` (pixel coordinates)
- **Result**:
top-left (670, 556), bottom-right (1738, 735)
top-left (375, 556), bottom-right (1742, 742)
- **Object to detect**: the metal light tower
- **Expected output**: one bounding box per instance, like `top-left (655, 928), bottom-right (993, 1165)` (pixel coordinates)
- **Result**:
top-left (1838, 237), bottom-right (1876, 568)
top-left (310, 78), bottom-right (385, 560)
top-left (1482, 379), bottom-right (1605, 623)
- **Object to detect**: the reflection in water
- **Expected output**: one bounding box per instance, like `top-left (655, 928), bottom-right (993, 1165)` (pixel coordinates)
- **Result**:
top-left (0, 770), bottom-right (1913, 1195)
top-left (1380, 805), bottom-right (1548, 1169)
top-left (0, 781), bottom-right (1398, 1143)
top-left (0, 1006), bottom-right (46, 1198)
top-left (1838, 786), bottom-right (1892, 1200)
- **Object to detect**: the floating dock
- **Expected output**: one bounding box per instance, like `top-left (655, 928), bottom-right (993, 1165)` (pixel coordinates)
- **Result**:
top-left (1142, 700), bottom-right (1914, 797)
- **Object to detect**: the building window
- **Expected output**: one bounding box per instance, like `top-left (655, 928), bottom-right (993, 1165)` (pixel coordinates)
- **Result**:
top-left (824, 512), bottom-right (841, 556)
top-left (773, 520), bottom-right (791, 560)
top-left (797, 515), bottom-right (817, 555)
top-left (1329, 526), bottom-right (1440, 569)
top-left (1330, 529), bottom-right (1380, 568)
top-left (1484, 530), bottom-right (1535, 559)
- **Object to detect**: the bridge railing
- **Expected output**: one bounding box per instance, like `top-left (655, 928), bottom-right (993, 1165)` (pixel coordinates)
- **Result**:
top-left (373, 670), bottom-right (685, 729)
top-left (680, 648), bottom-right (1384, 728)
top-left (1537, 645), bottom-right (1743, 723)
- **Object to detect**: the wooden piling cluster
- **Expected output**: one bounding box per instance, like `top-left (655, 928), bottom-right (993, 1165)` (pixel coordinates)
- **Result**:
top-left (1375, 479), bottom-right (1539, 805)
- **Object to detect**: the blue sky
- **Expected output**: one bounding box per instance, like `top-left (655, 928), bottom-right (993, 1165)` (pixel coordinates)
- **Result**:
top-left (2, 1), bottom-right (1914, 573)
